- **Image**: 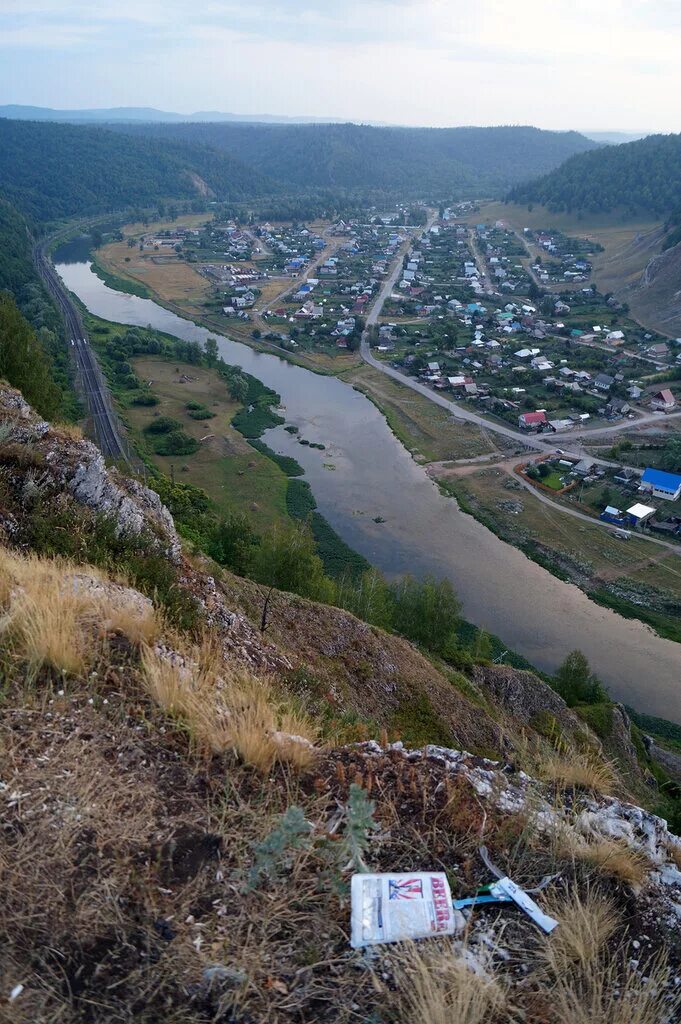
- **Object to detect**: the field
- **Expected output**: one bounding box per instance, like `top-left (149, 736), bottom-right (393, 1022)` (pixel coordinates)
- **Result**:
top-left (343, 364), bottom-right (502, 462)
top-left (97, 240), bottom-right (210, 308)
top-left (439, 464), bottom-right (681, 639)
top-left (125, 356), bottom-right (290, 532)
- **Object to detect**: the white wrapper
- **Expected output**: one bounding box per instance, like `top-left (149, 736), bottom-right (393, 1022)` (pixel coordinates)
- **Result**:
top-left (350, 872), bottom-right (457, 948)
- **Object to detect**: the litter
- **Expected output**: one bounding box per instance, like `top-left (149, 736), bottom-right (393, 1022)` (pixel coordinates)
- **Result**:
top-left (350, 848), bottom-right (559, 948)
top-left (350, 872), bottom-right (463, 948)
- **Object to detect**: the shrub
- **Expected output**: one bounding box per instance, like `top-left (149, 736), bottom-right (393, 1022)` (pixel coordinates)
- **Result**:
top-left (153, 430), bottom-right (200, 456)
top-left (185, 402), bottom-right (215, 420)
top-left (143, 416), bottom-right (182, 435)
top-left (130, 392), bottom-right (159, 406)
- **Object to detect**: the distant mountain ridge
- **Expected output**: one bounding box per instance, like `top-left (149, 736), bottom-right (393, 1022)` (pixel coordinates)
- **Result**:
top-left (0, 104), bottom-right (348, 125)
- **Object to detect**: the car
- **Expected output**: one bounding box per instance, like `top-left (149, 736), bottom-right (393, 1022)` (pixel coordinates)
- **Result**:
top-left (555, 448), bottom-right (565, 455)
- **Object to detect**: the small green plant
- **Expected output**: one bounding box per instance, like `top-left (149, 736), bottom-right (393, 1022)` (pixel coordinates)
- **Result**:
top-left (341, 783), bottom-right (379, 873)
top-left (247, 805), bottom-right (313, 890)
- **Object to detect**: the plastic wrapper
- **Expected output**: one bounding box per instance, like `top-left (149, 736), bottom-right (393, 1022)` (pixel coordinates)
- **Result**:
top-left (350, 872), bottom-right (459, 948)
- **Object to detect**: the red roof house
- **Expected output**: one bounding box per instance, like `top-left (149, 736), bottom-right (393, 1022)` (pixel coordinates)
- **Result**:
top-left (518, 410), bottom-right (548, 430)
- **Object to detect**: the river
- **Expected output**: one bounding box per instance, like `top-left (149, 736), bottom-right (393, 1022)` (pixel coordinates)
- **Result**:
top-left (55, 245), bottom-right (681, 721)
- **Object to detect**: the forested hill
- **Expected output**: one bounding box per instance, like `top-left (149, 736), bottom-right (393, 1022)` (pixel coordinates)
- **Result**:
top-left (110, 122), bottom-right (599, 194)
top-left (508, 133), bottom-right (681, 216)
top-left (0, 118), bottom-right (271, 221)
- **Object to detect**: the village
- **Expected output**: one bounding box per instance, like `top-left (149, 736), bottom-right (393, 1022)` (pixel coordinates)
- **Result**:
top-left (357, 215), bottom-right (681, 437)
top-left (516, 454), bottom-right (681, 540)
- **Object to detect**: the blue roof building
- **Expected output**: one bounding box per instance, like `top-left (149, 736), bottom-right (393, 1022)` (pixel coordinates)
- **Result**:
top-left (640, 468), bottom-right (681, 501)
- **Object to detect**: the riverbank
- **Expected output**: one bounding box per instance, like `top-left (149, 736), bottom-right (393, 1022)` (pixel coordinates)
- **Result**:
top-left (439, 467), bottom-right (681, 645)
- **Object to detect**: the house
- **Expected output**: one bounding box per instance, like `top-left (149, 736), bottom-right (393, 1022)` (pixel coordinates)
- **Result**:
top-left (594, 373), bottom-right (615, 392)
top-left (573, 459), bottom-right (596, 477)
top-left (600, 505), bottom-right (626, 525)
top-left (514, 348), bottom-right (540, 359)
top-left (650, 389), bottom-right (676, 411)
top-left (626, 503), bottom-right (656, 527)
top-left (548, 418), bottom-right (574, 432)
top-left (613, 466), bottom-right (639, 486)
top-left (605, 398), bottom-right (630, 417)
top-left (606, 330), bottom-right (625, 345)
top-left (427, 362), bottom-right (441, 373)
top-left (518, 410), bottom-right (548, 431)
top-left (640, 468), bottom-right (681, 502)
top-left (627, 385), bottom-right (642, 400)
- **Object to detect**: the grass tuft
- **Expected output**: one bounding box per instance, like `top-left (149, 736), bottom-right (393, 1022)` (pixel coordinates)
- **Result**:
top-left (541, 887), bottom-right (621, 974)
top-left (141, 641), bottom-right (317, 771)
top-left (539, 750), bottom-right (616, 795)
top-left (392, 941), bottom-right (508, 1024)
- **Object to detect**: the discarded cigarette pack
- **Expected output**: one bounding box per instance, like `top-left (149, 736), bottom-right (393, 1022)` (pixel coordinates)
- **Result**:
top-left (351, 872), bottom-right (457, 949)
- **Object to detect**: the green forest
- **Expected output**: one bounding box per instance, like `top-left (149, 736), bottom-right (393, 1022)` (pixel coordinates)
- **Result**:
top-left (0, 118), bottom-right (273, 221)
top-left (110, 121), bottom-right (599, 194)
top-left (508, 132), bottom-right (681, 216)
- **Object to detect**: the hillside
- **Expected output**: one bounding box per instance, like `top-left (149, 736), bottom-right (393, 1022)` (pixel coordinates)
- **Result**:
top-left (0, 118), bottom-right (271, 221)
top-left (111, 122), bottom-right (600, 194)
top-left (2, 381), bottom-right (681, 1021)
top-left (509, 133), bottom-right (681, 216)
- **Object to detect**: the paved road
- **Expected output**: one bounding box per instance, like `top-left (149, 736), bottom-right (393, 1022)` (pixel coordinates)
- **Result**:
top-left (34, 239), bottom-right (131, 463)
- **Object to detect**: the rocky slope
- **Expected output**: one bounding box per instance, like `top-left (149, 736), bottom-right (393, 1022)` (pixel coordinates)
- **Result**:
top-left (2, 380), bottom-right (681, 1022)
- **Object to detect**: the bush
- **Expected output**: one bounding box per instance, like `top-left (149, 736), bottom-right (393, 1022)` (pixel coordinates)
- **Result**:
top-left (186, 406), bottom-right (216, 420)
top-left (153, 430), bottom-right (200, 456)
top-left (130, 392), bottom-right (159, 406)
top-left (144, 416), bottom-right (182, 435)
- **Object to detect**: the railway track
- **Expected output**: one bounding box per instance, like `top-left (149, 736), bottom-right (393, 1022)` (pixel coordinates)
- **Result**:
top-left (33, 241), bottom-right (130, 463)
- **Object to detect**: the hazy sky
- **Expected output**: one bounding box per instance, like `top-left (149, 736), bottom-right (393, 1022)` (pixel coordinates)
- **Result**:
top-left (1, 0), bottom-right (680, 130)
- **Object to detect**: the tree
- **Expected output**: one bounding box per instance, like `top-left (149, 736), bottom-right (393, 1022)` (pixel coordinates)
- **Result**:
top-left (228, 374), bottom-right (249, 404)
top-left (662, 438), bottom-right (681, 473)
top-left (553, 650), bottom-right (607, 706)
top-left (0, 292), bottom-right (60, 418)
top-left (389, 575), bottom-right (461, 654)
top-left (208, 512), bottom-right (257, 575)
top-left (472, 630), bottom-right (493, 661)
top-left (204, 336), bottom-right (218, 367)
top-left (250, 522), bottom-right (333, 602)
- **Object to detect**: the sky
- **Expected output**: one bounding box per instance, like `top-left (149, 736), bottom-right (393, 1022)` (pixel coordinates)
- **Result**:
top-left (1, 0), bottom-right (680, 131)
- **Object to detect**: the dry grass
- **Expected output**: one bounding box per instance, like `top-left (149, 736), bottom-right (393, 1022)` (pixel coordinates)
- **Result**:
top-left (0, 546), bottom-right (161, 678)
top-left (141, 641), bottom-right (317, 771)
top-left (392, 941), bottom-right (508, 1024)
top-left (546, 952), bottom-right (681, 1024)
top-left (52, 421), bottom-right (84, 441)
top-left (539, 750), bottom-right (617, 795)
top-left (571, 838), bottom-right (651, 888)
top-left (541, 888), bottom-right (621, 974)
top-left (3, 581), bottom-right (91, 677)
top-left (97, 597), bottom-right (160, 645)
top-left (553, 824), bottom-right (652, 889)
